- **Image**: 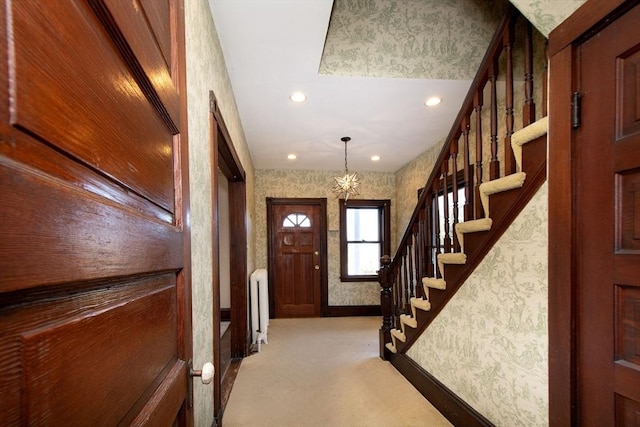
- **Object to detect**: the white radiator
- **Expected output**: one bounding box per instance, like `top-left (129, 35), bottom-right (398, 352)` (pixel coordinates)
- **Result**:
top-left (250, 269), bottom-right (269, 351)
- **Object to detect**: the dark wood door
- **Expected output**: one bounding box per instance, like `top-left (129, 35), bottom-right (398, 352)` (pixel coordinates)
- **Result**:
top-left (577, 3), bottom-right (640, 424)
top-left (268, 199), bottom-right (326, 318)
top-left (0, 0), bottom-right (192, 425)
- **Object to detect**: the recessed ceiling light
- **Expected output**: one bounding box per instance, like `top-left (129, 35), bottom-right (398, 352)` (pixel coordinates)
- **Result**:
top-left (425, 96), bottom-right (442, 107)
top-left (371, 155), bottom-right (381, 161)
top-left (287, 154), bottom-right (297, 160)
top-left (289, 92), bottom-right (307, 103)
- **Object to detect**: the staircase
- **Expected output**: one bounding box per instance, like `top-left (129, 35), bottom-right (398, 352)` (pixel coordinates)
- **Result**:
top-left (378, 6), bottom-right (548, 360)
top-left (385, 116), bottom-right (547, 354)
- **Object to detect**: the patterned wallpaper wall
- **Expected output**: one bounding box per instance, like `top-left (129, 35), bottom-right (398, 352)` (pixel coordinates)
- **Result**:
top-left (185, 2), bottom-right (256, 425)
top-left (510, 0), bottom-right (586, 36)
top-left (407, 182), bottom-right (549, 426)
top-left (254, 169), bottom-right (395, 306)
top-left (320, 0), bottom-right (583, 80)
top-left (320, 0), bottom-right (508, 79)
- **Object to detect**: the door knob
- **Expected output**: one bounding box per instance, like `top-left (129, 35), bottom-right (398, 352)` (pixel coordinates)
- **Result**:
top-left (315, 265), bottom-right (319, 270)
top-left (314, 251), bottom-right (319, 255)
top-left (190, 362), bottom-right (214, 384)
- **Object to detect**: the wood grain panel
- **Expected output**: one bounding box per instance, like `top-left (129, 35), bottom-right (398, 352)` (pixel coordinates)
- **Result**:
top-left (616, 393), bottom-right (640, 425)
top-left (129, 360), bottom-right (187, 426)
top-left (21, 282), bottom-right (177, 425)
top-left (0, 127), bottom-right (172, 223)
top-left (138, 0), bottom-right (172, 66)
top-left (9, 0), bottom-right (174, 211)
top-left (617, 170), bottom-right (640, 252)
top-left (615, 362), bottom-right (640, 405)
top-left (101, 0), bottom-right (180, 126)
top-left (0, 158), bottom-right (182, 293)
top-left (617, 47), bottom-right (640, 140)
top-left (0, 275), bottom-right (176, 425)
top-left (617, 286), bottom-right (640, 367)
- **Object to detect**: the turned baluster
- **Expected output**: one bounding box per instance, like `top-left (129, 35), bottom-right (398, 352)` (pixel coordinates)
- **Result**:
top-left (417, 207), bottom-right (425, 283)
top-left (393, 260), bottom-right (402, 317)
top-left (523, 21), bottom-right (536, 126)
top-left (407, 235), bottom-right (415, 300)
top-left (425, 203), bottom-right (435, 278)
top-left (474, 91), bottom-right (484, 219)
top-left (412, 222), bottom-right (422, 298)
top-left (402, 250), bottom-right (410, 312)
top-left (504, 21), bottom-right (516, 175)
top-left (378, 255), bottom-right (393, 359)
top-left (489, 60), bottom-right (500, 180)
top-left (442, 160), bottom-right (452, 252)
top-left (462, 117), bottom-right (473, 221)
top-left (542, 40), bottom-right (548, 118)
top-left (432, 180), bottom-right (442, 260)
top-left (450, 139), bottom-right (460, 251)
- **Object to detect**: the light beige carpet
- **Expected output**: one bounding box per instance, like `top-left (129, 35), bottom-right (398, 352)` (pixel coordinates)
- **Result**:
top-left (222, 317), bottom-right (451, 427)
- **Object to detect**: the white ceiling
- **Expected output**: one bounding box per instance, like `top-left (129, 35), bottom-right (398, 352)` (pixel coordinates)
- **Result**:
top-left (207, 0), bottom-right (475, 173)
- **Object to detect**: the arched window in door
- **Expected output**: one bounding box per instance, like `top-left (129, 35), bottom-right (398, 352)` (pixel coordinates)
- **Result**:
top-left (282, 213), bottom-right (311, 228)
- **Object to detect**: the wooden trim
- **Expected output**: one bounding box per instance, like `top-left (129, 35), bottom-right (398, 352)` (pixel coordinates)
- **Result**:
top-left (390, 353), bottom-right (494, 427)
top-left (547, 41), bottom-right (577, 427)
top-left (323, 305), bottom-right (381, 317)
top-left (220, 308), bottom-right (231, 322)
top-left (548, 0), bottom-right (634, 57)
top-left (266, 198), bottom-right (329, 318)
top-left (210, 94), bottom-right (245, 181)
top-left (209, 90), bottom-right (249, 421)
top-left (338, 199), bottom-right (391, 282)
top-left (228, 179), bottom-right (247, 358)
top-left (546, 1), bottom-right (640, 424)
top-left (172, 0), bottom-right (193, 424)
top-left (209, 99), bottom-right (222, 419)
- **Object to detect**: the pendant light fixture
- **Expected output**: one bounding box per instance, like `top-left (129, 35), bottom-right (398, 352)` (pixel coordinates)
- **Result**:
top-left (332, 136), bottom-right (360, 200)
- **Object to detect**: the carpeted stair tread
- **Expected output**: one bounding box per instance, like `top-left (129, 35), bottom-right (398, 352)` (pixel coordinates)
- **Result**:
top-left (422, 277), bottom-right (447, 290)
top-left (400, 314), bottom-right (418, 329)
top-left (512, 116), bottom-right (548, 172)
top-left (437, 252), bottom-right (467, 277)
top-left (455, 218), bottom-right (493, 251)
top-left (411, 296), bottom-right (431, 312)
top-left (479, 172), bottom-right (526, 216)
top-left (385, 342), bottom-right (398, 353)
top-left (390, 328), bottom-right (407, 342)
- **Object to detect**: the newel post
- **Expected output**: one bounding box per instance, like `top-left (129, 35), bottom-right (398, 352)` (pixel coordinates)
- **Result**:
top-left (379, 255), bottom-right (393, 360)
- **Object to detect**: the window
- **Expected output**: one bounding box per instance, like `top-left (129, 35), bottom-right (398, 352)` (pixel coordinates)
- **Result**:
top-left (435, 186), bottom-right (465, 246)
top-left (282, 213), bottom-right (311, 228)
top-left (339, 199), bottom-right (390, 281)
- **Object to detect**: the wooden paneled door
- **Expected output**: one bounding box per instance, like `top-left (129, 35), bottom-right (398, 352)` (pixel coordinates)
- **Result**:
top-left (267, 198), bottom-right (327, 318)
top-left (573, 2), bottom-right (640, 424)
top-left (0, 0), bottom-right (192, 425)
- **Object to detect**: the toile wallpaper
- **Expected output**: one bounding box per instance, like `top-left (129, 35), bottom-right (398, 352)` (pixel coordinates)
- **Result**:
top-left (320, 0), bottom-right (508, 79)
top-left (254, 169), bottom-right (396, 306)
top-left (184, 2), bottom-right (256, 425)
top-left (509, 0), bottom-right (586, 36)
top-left (407, 182), bottom-right (549, 426)
top-left (319, 0), bottom-right (583, 81)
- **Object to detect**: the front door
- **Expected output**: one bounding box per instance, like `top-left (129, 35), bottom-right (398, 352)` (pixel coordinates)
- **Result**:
top-left (576, 3), bottom-right (640, 424)
top-left (0, 0), bottom-right (192, 424)
top-left (267, 199), bottom-right (327, 318)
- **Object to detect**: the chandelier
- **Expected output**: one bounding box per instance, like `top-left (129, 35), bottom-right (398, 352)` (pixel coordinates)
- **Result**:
top-left (332, 136), bottom-right (360, 200)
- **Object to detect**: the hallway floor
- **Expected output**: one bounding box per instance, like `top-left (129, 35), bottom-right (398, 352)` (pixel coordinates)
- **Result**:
top-left (222, 317), bottom-right (451, 427)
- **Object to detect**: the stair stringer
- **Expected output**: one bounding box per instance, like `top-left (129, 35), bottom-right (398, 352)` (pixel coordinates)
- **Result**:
top-left (392, 133), bottom-right (547, 354)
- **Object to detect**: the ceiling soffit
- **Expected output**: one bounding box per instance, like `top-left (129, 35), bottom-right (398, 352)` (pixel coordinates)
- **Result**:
top-left (319, 0), bottom-right (509, 80)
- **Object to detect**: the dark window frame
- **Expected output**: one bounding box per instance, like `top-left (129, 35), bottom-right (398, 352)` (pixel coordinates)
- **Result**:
top-left (339, 199), bottom-right (391, 282)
